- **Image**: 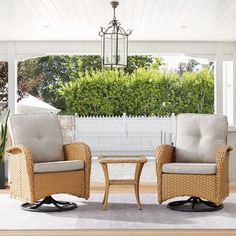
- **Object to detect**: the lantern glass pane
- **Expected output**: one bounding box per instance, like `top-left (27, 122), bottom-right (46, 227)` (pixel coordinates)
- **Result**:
top-left (118, 34), bottom-right (127, 65)
top-left (111, 33), bottom-right (117, 64)
top-left (104, 35), bottom-right (112, 65)
top-left (103, 33), bottom-right (117, 65)
top-left (102, 32), bottom-right (128, 67)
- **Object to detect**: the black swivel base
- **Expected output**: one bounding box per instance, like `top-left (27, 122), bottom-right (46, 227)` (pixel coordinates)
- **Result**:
top-left (21, 195), bottom-right (77, 212)
top-left (167, 196), bottom-right (223, 212)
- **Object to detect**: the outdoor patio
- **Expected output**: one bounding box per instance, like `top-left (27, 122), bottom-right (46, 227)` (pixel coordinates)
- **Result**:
top-left (1, 0), bottom-right (236, 235)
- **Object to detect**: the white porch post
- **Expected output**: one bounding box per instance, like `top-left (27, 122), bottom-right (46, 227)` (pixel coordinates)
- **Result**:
top-left (8, 42), bottom-right (17, 114)
top-left (232, 44), bottom-right (236, 125)
top-left (214, 43), bottom-right (224, 114)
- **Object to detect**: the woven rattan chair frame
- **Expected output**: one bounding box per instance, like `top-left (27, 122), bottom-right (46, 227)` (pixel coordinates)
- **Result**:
top-left (7, 142), bottom-right (91, 204)
top-left (156, 144), bottom-right (233, 206)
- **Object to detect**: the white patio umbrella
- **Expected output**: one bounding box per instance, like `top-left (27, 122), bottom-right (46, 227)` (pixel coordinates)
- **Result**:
top-left (17, 94), bottom-right (60, 114)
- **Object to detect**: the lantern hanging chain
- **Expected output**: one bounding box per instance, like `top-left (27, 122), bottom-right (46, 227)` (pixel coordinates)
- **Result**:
top-left (111, 1), bottom-right (119, 28)
top-left (113, 4), bottom-right (116, 20)
top-left (99, 0), bottom-right (132, 36)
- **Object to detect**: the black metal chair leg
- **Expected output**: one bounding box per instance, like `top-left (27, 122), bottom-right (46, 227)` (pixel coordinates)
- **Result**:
top-left (167, 196), bottom-right (223, 212)
top-left (21, 196), bottom-right (77, 212)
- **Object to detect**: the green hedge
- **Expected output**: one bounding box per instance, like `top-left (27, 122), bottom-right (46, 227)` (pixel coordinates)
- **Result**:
top-left (60, 67), bottom-right (214, 116)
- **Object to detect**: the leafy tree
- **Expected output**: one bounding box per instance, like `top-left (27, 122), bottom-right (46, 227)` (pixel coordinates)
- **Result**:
top-left (0, 61), bottom-right (42, 111)
top-left (0, 62), bottom-right (8, 106)
top-left (18, 56), bottom-right (102, 110)
top-left (15, 55), bottom-right (164, 111)
top-left (30, 56), bottom-right (80, 109)
top-left (186, 59), bottom-right (200, 72)
top-left (177, 62), bottom-right (186, 76)
top-left (1, 55), bottom-right (211, 114)
top-left (125, 55), bottom-right (153, 74)
top-left (177, 59), bottom-right (200, 75)
top-left (79, 55), bottom-right (102, 74)
top-left (17, 61), bottom-right (44, 101)
top-left (125, 55), bottom-right (164, 74)
top-left (202, 61), bottom-right (214, 72)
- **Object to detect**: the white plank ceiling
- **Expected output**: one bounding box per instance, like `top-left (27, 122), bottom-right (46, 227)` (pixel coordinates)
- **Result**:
top-left (1, 0), bottom-right (236, 41)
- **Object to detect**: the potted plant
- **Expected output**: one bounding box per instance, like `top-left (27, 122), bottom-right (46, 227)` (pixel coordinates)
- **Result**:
top-left (0, 110), bottom-right (10, 189)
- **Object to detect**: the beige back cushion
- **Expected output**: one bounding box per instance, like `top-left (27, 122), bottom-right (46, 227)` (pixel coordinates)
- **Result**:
top-left (175, 114), bottom-right (227, 163)
top-left (10, 113), bottom-right (64, 163)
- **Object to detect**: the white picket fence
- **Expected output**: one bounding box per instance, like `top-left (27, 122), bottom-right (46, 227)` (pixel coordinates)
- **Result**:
top-left (75, 113), bottom-right (176, 156)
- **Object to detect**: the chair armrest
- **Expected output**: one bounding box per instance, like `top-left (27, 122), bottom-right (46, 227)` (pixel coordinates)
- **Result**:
top-left (155, 144), bottom-right (175, 176)
top-left (216, 145), bottom-right (233, 174)
top-left (155, 144), bottom-right (175, 167)
top-left (155, 144), bottom-right (175, 204)
top-left (6, 145), bottom-right (35, 202)
top-left (63, 142), bottom-right (92, 198)
top-left (6, 145), bottom-right (34, 175)
top-left (215, 145), bottom-right (233, 203)
top-left (63, 142), bottom-right (92, 163)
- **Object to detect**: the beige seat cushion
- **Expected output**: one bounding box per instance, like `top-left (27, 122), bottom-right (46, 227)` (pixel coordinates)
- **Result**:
top-left (34, 160), bottom-right (84, 173)
top-left (10, 113), bottom-right (64, 163)
top-left (175, 114), bottom-right (227, 163)
top-left (162, 163), bottom-right (216, 175)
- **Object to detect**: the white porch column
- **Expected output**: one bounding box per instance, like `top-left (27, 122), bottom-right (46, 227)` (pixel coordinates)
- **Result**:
top-left (8, 42), bottom-right (17, 114)
top-left (232, 43), bottom-right (236, 125)
top-left (214, 43), bottom-right (224, 114)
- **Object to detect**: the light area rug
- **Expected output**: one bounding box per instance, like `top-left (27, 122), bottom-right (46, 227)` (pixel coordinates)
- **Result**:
top-left (0, 193), bottom-right (236, 229)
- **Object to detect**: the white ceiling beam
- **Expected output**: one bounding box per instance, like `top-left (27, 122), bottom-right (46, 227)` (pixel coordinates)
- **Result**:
top-left (0, 41), bottom-right (235, 61)
top-left (0, 40), bottom-right (234, 58)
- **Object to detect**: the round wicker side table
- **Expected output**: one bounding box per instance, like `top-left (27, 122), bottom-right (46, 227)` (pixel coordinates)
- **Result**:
top-left (98, 156), bottom-right (148, 210)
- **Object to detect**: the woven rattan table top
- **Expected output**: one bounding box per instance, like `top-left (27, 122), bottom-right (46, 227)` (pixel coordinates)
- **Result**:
top-left (97, 155), bottom-right (148, 164)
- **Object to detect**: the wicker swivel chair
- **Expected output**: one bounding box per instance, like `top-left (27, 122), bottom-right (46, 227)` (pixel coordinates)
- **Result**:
top-left (7, 113), bottom-right (91, 212)
top-left (156, 113), bottom-right (233, 212)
